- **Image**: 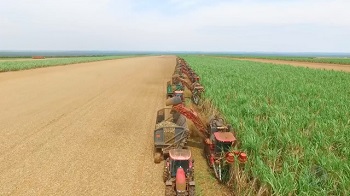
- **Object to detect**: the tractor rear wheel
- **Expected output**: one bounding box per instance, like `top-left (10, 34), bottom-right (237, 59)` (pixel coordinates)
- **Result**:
top-left (221, 165), bottom-right (230, 183)
top-left (163, 165), bottom-right (169, 182)
top-left (189, 186), bottom-right (195, 196)
top-left (165, 186), bottom-right (175, 196)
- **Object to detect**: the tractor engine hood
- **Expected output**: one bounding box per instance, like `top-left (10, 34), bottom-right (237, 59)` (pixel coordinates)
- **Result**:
top-left (176, 167), bottom-right (186, 193)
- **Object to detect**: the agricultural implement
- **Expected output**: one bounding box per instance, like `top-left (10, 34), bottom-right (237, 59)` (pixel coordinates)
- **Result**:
top-left (163, 149), bottom-right (195, 196)
top-left (167, 81), bottom-right (184, 98)
top-left (174, 58), bottom-right (205, 105)
top-left (170, 74), bottom-right (204, 105)
top-left (154, 108), bottom-right (189, 163)
top-left (166, 96), bottom-right (247, 182)
top-left (176, 58), bottom-right (200, 84)
top-left (153, 108), bottom-right (195, 195)
top-left (156, 56), bottom-right (247, 195)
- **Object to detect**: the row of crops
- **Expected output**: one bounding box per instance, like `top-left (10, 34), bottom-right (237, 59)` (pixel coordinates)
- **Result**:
top-left (0, 56), bottom-right (133, 72)
top-left (181, 56), bottom-right (350, 195)
top-left (219, 55), bottom-right (350, 65)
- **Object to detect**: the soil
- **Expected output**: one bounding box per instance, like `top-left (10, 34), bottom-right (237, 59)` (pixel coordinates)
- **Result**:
top-left (232, 58), bottom-right (350, 72)
top-left (0, 56), bottom-right (174, 195)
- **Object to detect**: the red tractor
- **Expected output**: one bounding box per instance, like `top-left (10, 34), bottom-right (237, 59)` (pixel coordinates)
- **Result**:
top-left (163, 148), bottom-right (195, 196)
top-left (166, 96), bottom-right (248, 183)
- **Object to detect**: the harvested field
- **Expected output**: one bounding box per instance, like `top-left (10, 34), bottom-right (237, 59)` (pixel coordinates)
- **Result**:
top-left (0, 56), bottom-right (174, 195)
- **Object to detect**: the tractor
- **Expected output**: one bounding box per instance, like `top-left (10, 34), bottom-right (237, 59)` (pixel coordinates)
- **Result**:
top-left (165, 96), bottom-right (248, 183)
top-left (171, 74), bottom-right (204, 105)
top-left (167, 80), bottom-right (184, 99)
top-left (204, 131), bottom-right (247, 182)
top-left (191, 84), bottom-right (204, 105)
top-left (163, 148), bottom-right (195, 196)
top-left (176, 58), bottom-right (201, 84)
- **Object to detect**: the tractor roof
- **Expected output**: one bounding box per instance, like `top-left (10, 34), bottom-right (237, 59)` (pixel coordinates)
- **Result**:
top-left (169, 149), bottom-right (191, 160)
top-left (214, 132), bottom-right (236, 142)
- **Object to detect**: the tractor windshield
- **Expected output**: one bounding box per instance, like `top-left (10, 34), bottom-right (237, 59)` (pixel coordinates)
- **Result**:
top-left (215, 141), bottom-right (232, 153)
top-left (171, 160), bottom-right (189, 177)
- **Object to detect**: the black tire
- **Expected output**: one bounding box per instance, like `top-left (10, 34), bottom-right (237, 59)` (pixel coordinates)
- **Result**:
top-left (189, 186), bottom-right (195, 196)
top-left (163, 163), bottom-right (169, 182)
top-left (154, 152), bottom-right (162, 164)
top-left (213, 161), bottom-right (220, 180)
top-left (165, 186), bottom-right (175, 196)
top-left (221, 165), bottom-right (230, 183)
top-left (191, 91), bottom-right (200, 105)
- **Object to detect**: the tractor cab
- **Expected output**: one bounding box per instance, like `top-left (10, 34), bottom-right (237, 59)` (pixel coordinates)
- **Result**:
top-left (174, 91), bottom-right (184, 102)
top-left (164, 148), bottom-right (195, 196)
top-left (175, 83), bottom-right (183, 91)
top-left (168, 149), bottom-right (192, 177)
top-left (212, 132), bottom-right (236, 153)
top-left (167, 81), bottom-right (173, 97)
top-left (208, 117), bottom-right (232, 135)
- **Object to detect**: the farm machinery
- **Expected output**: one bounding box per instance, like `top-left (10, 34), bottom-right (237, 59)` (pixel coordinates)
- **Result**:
top-left (176, 58), bottom-right (200, 84)
top-left (166, 80), bottom-right (183, 98)
top-left (155, 57), bottom-right (247, 195)
top-left (153, 108), bottom-right (195, 195)
top-left (165, 96), bottom-right (248, 182)
top-left (154, 108), bottom-right (189, 163)
top-left (166, 58), bottom-right (205, 105)
top-left (167, 75), bottom-right (204, 105)
top-left (163, 149), bottom-right (195, 196)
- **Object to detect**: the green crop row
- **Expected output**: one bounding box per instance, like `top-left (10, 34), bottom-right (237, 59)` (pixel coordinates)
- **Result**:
top-left (181, 55), bottom-right (350, 195)
top-left (217, 55), bottom-right (350, 65)
top-left (0, 56), bottom-right (134, 72)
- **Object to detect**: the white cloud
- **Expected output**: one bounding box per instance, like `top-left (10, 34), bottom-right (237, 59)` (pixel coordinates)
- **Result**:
top-left (0, 0), bottom-right (349, 52)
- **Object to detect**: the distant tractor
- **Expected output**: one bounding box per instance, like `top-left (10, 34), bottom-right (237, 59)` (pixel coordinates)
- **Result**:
top-left (167, 80), bottom-right (184, 99)
top-left (32, 56), bottom-right (45, 59)
top-left (191, 85), bottom-right (204, 105)
top-left (167, 81), bottom-right (174, 98)
top-left (154, 108), bottom-right (189, 163)
top-left (163, 148), bottom-right (195, 196)
top-left (171, 74), bottom-right (204, 105)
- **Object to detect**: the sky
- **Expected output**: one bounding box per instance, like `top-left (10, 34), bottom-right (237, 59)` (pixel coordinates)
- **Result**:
top-left (0, 0), bottom-right (349, 52)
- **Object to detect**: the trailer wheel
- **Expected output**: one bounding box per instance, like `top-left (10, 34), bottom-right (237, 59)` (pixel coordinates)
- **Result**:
top-left (154, 152), bottom-right (162, 164)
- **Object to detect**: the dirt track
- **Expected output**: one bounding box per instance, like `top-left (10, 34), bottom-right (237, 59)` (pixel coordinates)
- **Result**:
top-left (233, 58), bottom-right (350, 72)
top-left (0, 56), bottom-right (174, 195)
